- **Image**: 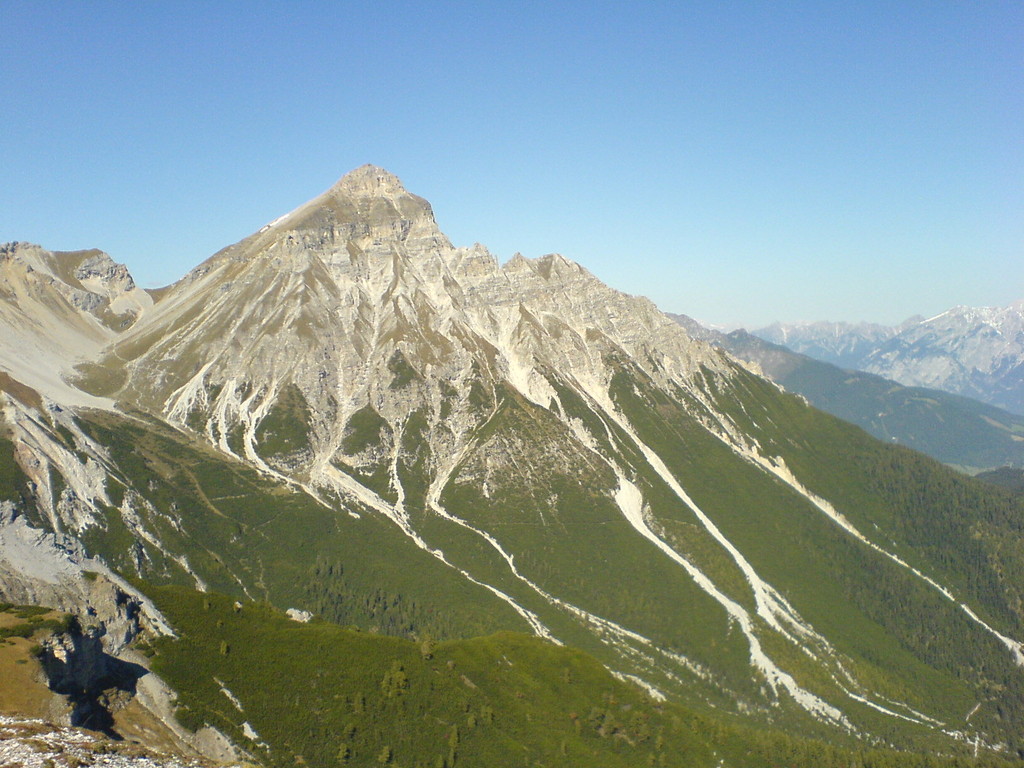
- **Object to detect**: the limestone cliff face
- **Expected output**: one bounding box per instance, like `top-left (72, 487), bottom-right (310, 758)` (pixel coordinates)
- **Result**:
top-left (283, 164), bottom-right (454, 258)
top-left (91, 165), bottom-right (726, 494)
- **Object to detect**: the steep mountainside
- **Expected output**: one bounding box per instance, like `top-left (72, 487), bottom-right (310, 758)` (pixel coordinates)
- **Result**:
top-left (671, 314), bottom-right (1024, 472)
top-left (864, 304), bottom-right (1024, 415)
top-left (754, 305), bottom-right (1024, 415)
top-left (3, 167), bottom-right (1024, 764)
top-left (0, 242), bottom-right (151, 408)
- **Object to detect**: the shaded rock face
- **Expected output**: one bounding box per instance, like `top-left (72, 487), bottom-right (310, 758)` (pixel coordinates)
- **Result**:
top-left (1, 558), bottom-right (154, 733)
top-left (38, 620), bottom-right (148, 733)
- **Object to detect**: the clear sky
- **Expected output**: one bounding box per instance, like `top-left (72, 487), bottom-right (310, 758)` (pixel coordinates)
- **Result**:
top-left (2, 1), bottom-right (1021, 329)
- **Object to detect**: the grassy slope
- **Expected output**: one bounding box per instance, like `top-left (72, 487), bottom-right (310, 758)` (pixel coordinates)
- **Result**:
top-left (603, 366), bottom-right (970, 736)
top-left (435, 385), bottom-right (755, 704)
top-left (685, 362), bottom-right (1024, 747)
top-left (7, 357), bottom-right (1024, 757)
top-left (143, 584), bottom-right (1020, 768)
top-left (55, 409), bottom-right (526, 643)
top-left (0, 605), bottom-right (73, 717)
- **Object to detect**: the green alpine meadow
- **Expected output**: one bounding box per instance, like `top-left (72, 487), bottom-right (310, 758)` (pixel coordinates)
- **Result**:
top-left (2, 168), bottom-right (1024, 767)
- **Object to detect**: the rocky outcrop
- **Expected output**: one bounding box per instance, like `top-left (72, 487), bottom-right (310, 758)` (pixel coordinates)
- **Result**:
top-left (0, 502), bottom-right (171, 651)
top-left (36, 621), bottom-right (147, 732)
top-left (0, 521), bottom-right (240, 760)
top-left (0, 242), bottom-right (150, 328)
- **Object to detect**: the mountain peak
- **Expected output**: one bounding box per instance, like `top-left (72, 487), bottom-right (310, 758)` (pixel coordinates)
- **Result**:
top-left (329, 164), bottom-right (409, 197)
top-left (258, 165), bottom-right (451, 254)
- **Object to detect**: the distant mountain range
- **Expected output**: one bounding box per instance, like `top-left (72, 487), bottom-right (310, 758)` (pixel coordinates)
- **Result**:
top-left (3, 167), bottom-right (1024, 766)
top-left (754, 305), bottom-right (1024, 415)
top-left (671, 314), bottom-right (1024, 473)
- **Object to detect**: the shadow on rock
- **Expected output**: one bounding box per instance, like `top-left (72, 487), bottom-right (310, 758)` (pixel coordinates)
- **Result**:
top-left (37, 618), bottom-right (149, 737)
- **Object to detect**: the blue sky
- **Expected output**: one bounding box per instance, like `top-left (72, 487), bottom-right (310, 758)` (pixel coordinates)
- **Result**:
top-left (2, 1), bottom-right (1021, 328)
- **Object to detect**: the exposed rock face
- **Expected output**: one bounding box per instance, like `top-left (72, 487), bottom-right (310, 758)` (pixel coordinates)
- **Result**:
top-left (95, 165), bottom-right (723, 493)
top-left (0, 242), bottom-right (152, 408)
top-left (0, 505), bottom-right (168, 645)
top-left (0, 509), bottom-right (230, 758)
top-left (37, 621), bottom-right (147, 732)
top-left (0, 242), bottom-right (149, 329)
top-left (0, 389), bottom-right (173, 646)
top-left (283, 164), bottom-right (454, 256)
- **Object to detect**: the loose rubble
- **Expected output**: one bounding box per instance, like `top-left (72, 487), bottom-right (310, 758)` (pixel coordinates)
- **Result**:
top-left (0, 715), bottom-right (241, 768)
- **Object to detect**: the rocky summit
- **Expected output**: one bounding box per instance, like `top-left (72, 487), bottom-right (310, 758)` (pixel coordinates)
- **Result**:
top-left (2, 167), bottom-right (1024, 766)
